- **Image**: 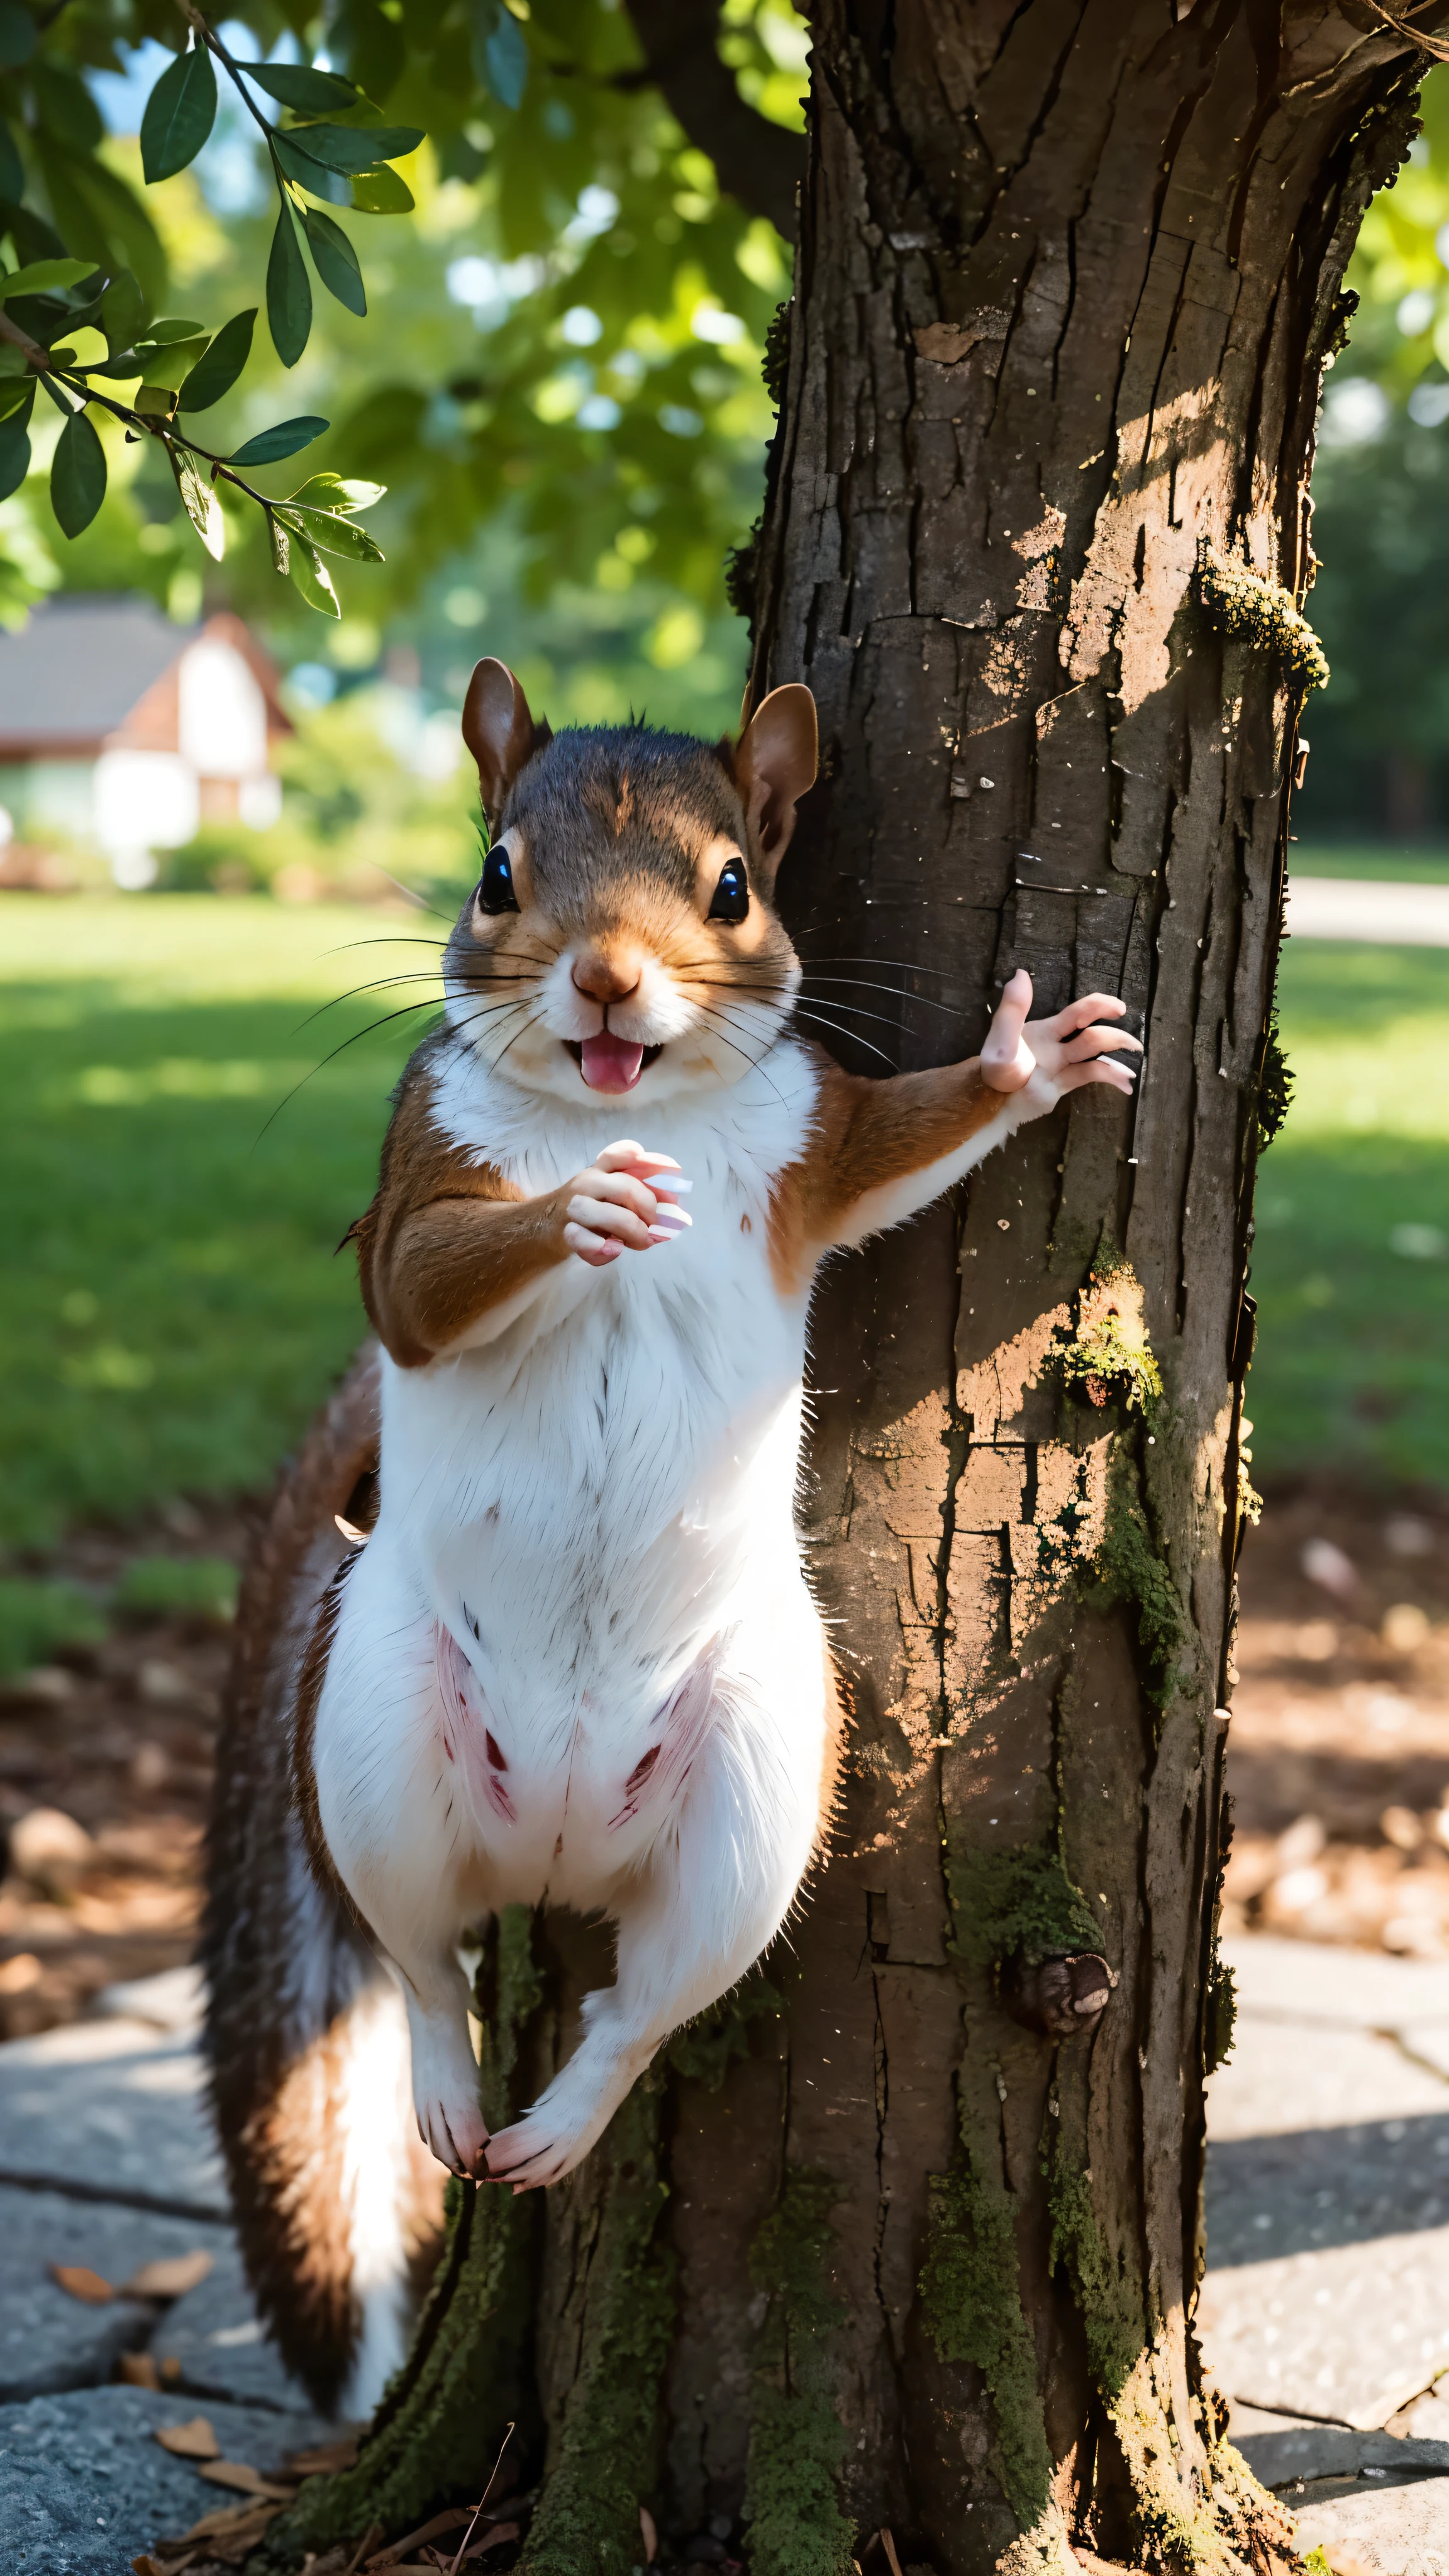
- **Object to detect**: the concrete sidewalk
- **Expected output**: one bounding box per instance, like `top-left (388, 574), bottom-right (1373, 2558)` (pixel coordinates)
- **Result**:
top-left (1286, 876), bottom-right (1449, 945)
top-left (4, 1941), bottom-right (1449, 2569)
top-left (0, 1968), bottom-right (322, 2573)
top-left (1204, 1935), bottom-right (1449, 2568)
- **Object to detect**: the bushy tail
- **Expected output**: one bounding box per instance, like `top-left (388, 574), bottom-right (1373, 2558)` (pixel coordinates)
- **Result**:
top-left (201, 1346), bottom-right (445, 2417)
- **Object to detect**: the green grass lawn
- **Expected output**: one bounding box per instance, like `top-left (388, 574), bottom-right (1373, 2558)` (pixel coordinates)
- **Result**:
top-left (1248, 939), bottom-right (1449, 1487)
top-left (0, 895), bottom-right (440, 1545)
top-left (0, 892), bottom-right (1446, 1552)
top-left (1292, 841), bottom-right (1449, 882)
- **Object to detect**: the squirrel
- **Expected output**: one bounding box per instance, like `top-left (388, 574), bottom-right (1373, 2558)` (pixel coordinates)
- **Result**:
top-left (203, 662), bottom-right (1139, 2413)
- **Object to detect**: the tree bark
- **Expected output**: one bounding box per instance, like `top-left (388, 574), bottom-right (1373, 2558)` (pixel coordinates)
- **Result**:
top-left (264, 9), bottom-right (1438, 2573)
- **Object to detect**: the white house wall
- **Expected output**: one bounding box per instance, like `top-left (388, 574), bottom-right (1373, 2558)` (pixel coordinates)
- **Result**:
top-left (177, 638), bottom-right (269, 780)
top-left (93, 749), bottom-right (199, 858)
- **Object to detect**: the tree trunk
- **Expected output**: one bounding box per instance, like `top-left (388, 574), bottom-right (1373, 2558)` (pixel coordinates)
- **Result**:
top-left (269, 9), bottom-right (1433, 2573)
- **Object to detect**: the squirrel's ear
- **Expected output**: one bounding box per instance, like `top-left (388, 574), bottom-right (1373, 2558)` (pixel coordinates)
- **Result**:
top-left (736, 683), bottom-right (818, 875)
top-left (462, 658), bottom-right (550, 827)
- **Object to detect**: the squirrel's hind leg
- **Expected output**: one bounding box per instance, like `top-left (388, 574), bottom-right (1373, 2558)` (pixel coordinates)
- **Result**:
top-left (486, 1660), bottom-right (829, 2191)
top-left (309, 1550), bottom-right (494, 2180)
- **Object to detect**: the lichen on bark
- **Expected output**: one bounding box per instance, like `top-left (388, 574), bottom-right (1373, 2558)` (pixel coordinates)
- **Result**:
top-left (918, 2150), bottom-right (1053, 2529)
top-left (1086, 1453), bottom-right (1187, 1715)
top-left (1196, 546), bottom-right (1330, 693)
top-left (1045, 2145), bottom-right (1143, 2403)
top-left (516, 2076), bottom-right (675, 2576)
top-left (743, 2164), bottom-right (857, 2576)
top-left (1056, 1253), bottom-right (1163, 1419)
top-left (950, 1840), bottom-right (1102, 1975)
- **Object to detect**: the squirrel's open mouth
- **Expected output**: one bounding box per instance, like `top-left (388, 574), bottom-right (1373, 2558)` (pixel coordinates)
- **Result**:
top-left (565, 1036), bottom-right (663, 1094)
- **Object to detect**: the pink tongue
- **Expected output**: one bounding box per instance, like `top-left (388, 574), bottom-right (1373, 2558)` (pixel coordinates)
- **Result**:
top-left (580, 1031), bottom-right (645, 1093)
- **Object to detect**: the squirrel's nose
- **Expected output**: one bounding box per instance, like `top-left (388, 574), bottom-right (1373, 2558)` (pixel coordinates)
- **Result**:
top-left (572, 948), bottom-right (642, 1006)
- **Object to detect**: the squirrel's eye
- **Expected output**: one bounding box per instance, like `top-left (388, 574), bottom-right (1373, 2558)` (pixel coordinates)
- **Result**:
top-left (477, 845), bottom-right (519, 916)
top-left (708, 857), bottom-right (749, 924)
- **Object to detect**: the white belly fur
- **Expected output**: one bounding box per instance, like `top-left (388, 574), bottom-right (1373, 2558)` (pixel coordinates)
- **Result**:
top-left (309, 1036), bottom-right (833, 2187)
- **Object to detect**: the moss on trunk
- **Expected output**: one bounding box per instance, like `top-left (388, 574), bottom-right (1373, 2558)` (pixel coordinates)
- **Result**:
top-left (743, 2165), bottom-right (857, 2576)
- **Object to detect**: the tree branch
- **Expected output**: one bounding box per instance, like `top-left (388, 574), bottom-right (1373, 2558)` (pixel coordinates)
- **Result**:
top-left (619, 0), bottom-right (804, 241)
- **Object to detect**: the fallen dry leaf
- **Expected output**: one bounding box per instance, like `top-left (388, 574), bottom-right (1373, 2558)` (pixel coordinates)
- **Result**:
top-left (130, 2557), bottom-right (167, 2575)
top-left (50, 2263), bottom-right (114, 2304)
top-left (118, 2351), bottom-right (162, 2389)
top-left (639, 2504), bottom-right (657, 2565)
top-left (124, 2250), bottom-right (214, 2299)
top-left (175, 2499), bottom-right (277, 2542)
top-left (155, 2416), bottom-right (219, 2460)
top-left (880, 2533), bottom-right (904, 2576)
top-left (198, 2458), bottom-right (296, 2500)
top-left (365, 2507), bottom-right (472, 2566)
top-left (459, 2521), bottom-right (520, 2560)
top-left (287, 2435), bottom-right (360, 2478)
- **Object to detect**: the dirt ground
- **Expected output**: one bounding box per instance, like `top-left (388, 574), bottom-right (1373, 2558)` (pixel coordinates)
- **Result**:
top-left (2, 1479), bottom-right (1448, 2043)
top-left (0, 1502), bottom-right (250, 2043)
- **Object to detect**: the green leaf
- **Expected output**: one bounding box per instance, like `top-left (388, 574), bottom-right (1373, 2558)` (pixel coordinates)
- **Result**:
top-left (271, 131), bottom-right (353, 209)
top-left (140, 42), bottom-right (217, 185)
top-left (0, 4), bottom-right (35, 70)
top-left (266, 200), bottom-right (311, 367)
top-left (348, 162), bottom-right (414, 215)
top-left (169, 446), bottom-right (225, 560)
top-left (267, 510), bottom-right (290, 576)
top-left (227, 414), bottom-right (329, 465)
top-left (177, 306), bottom-right (255, 411)
top-left (281, 121), bottom-right (422, 174)
top-left (287, 524), bottom-right (341, 616)
top-left (50, 404), bottom-right (106, 536)
top-left (140, 314), bottom-right (207, 345)
top-left (129, 327), bottom-right (209, 394)
top-left (286, 471), bottom-right (384, 511)
top-left (274, 502), bottom-right (382, 561)
top-left (0, 118), bottom-right (23, 201)
top-left (241, 62), bottom-right (360, 113)
top-left (0, 380), bottom-right (33, 500)
top-left (36, 143), bottom-right (167, 311)
top-left (99, 267), bottom-right (147, 357)
top-left (0, 375), bottom-right (32, 423)
top-left (33, 60), bottom-right (102, 153)
top-left (301, 207), bottom-right (365, 317)
top-left (328, 0), bottom-right (405, 102)
top-left (470, 1), bottom-right (528, 110)
top-left (0, 257), bottom-right (96, 303)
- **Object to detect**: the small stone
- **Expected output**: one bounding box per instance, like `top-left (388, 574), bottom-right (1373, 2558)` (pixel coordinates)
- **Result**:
top-left (138, 1659), bottom-right (196, 1707)
top-left (8, 1805), bottom-right (94, 1894)
top-left (130, 1740), bottom-right (170, 1792)
top-left (1, 1665), bottom-right (77, 1709)
top-left (1382, 1602), bottom-right (1431, 1654)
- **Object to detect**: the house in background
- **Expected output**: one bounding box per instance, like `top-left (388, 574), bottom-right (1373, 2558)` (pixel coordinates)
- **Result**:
top-left (0, 594), bottom-right (291, 887)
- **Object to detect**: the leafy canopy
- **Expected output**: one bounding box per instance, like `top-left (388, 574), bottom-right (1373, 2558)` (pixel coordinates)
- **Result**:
top-left (0, 0), bottom-right (805, 641)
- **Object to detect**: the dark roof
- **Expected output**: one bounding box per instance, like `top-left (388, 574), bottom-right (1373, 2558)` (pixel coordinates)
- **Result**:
top-left (0, 593), bottom-right (197, 750)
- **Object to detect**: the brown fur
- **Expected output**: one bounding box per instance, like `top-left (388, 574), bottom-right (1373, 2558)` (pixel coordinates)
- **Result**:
top-left (351, 1040), bottom-right (571, 1368)
top-left (768, 1049), bottom-right (1006, 1296)
top-left (202, 1349), bottom-right (445, 2411)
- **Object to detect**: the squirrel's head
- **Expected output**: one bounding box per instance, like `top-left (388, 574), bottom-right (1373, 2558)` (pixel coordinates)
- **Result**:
top-left (442, 658), bottom-right (816, 1105)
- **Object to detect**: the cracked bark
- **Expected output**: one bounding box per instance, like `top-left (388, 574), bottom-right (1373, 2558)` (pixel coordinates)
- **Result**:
top-left (652, 4), bottom-right (1437, 2564)
top-left (250, 6), bottom-right (1449, 2568)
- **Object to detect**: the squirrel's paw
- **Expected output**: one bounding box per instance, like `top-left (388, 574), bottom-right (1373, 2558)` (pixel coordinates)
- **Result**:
top-left (415, 2084), bottom-right (489, 2179)
top-left (484, 2038), bottom-right (636, 2192)
top-left (410, 2022), bottom-right (489, 2177)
